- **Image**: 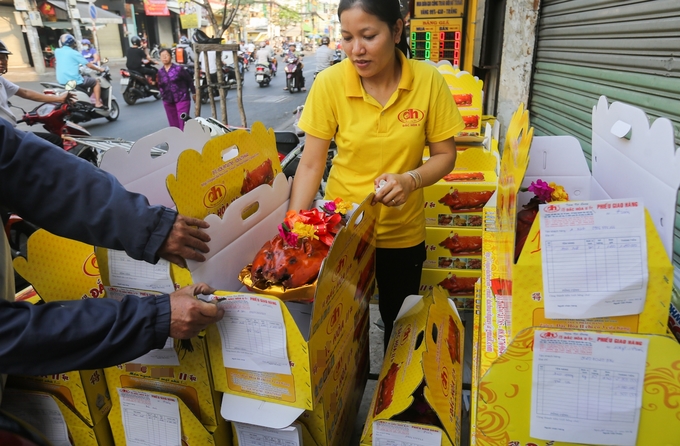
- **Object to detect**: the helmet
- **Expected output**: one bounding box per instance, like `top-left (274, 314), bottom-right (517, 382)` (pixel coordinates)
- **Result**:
top-left (321, 36), bottom-right (330, 45)
top-left (130, 35), bottom-right (141, 46)
top-left (192, 29), bottom-right (220, 44)
top-left (179, 36), bottom-right (189, 45)
top-left (59, 33), bottom-right (76, 48)
top-left (81, 38), bottom-right (91, 45)
top-left (0, 40), bottom-right (12, 55)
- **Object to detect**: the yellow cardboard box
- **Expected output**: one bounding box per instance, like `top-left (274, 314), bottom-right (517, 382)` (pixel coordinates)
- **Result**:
top-left (420, 269), bottom-right (480, 311)
top-left (232, 421), bottom-right (318, 446)
top-left (431, 62), bottom-right (484, 137)
top-left (300, 303), bottom-right (370, 446)
top-left (471, 97), bottom-right (680, 444)
top-left (424, 226), bottom-right (482, 270)
top-left (103, 335), bottom-right (220, 429)
top-left (108, 387), bottom-right (231, 446)
top-left (476, 328), bottom-right (680, 445)
top-left (361, 288), bottom-right (464, 446)
top-left (8, 369), bottom-right (111, 427)
top-left (2, 388), bottom-right (114, 445)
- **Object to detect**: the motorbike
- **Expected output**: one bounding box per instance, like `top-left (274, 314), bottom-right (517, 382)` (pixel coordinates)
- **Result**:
top-left (284, 53), bottom-right (305, 93)
top-left (255, 63), bottom-right (272, 87)
top-left (40, 64), bottom-right (119, 124)
top-left (119, 63), bottom-right (161, 105)
top-left (16, 101), bottom-right (99, 164)
top-left (224, 53), bottom-right (245, 89)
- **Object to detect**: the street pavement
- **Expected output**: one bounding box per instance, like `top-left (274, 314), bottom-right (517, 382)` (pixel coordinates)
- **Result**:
top-left (6, 54), bottom-right (315, 141)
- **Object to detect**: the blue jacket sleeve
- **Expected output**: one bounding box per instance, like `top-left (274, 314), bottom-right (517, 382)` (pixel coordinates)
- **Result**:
top-left (0, 294), bottom-right (170, 375)
top-left (0, 120), bottom-right (177, 264)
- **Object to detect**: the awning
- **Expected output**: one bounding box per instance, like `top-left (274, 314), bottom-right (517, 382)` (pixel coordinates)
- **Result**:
top-left (42, 20), bottom-right (75, 29)
top-left (76, 3), bottom-right (123, 24)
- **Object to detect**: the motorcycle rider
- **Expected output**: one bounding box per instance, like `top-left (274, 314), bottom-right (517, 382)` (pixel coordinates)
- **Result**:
top-left (256, 40), bottom-right (276, 75)
top-left (175, 35), bottom-right (195, 66)
top-left (315, 36), bottom-right (334, 74)
top-left (54, 33), bottom-right (105, 109)
top-left (126, 35), bottom-right (158, 90)
top-left (80, 38), bottom-right (100, 65)
top-left (282, 47), bottom-right (305, 91)
top-left (0, 40), bottom-right (72, 147)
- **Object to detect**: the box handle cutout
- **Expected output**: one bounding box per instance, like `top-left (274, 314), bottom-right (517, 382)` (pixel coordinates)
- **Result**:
top-left (414, 330), bottom-right (424, 350)
top-left (431, 322), bottom-right (438, 344)
top-left (222, 144), bottom-right (239, 162)
top-left (154, 142), bottom-right (169, 157)
top-left (610, 120), bottom-right (632, 140)
top-left (351, 209), bottom-right (365, 228)
top-left (542, 150), bottom-right (547, 169)
top-left (241, 202), bottom-right (260, 220)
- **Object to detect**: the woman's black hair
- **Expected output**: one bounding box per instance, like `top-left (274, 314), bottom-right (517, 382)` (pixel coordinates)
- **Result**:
top-left (338, 0), bottom-right (410, 57)
top-left (159, 48), bottom-right (173, 57)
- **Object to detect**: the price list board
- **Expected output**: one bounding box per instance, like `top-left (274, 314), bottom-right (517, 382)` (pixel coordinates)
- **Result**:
top-left (410, 18), bottom-right (464, 67)
top-left (413, 0), bottom-right (465, 18)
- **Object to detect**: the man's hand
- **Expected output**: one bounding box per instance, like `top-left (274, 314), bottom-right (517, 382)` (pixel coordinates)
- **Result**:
top-left (157, 214), bottom-right (211, 268)
top-left (169, 283), bottom-right (224, 339)
top-left (61, 92), bottom-right (76, 104)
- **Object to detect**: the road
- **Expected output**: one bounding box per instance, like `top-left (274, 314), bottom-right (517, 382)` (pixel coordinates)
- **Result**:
top-left (10, 54), bottom-right (317, 141)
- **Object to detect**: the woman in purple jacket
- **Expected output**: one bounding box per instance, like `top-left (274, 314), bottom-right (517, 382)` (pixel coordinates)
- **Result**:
top-left (157, 48), bottom-right (195, 130)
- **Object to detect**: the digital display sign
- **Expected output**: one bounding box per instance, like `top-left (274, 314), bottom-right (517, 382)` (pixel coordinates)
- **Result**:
top-left (412, 0), bottom-right (465, 18)
top-left (410, 19), bottom-right (463, 67)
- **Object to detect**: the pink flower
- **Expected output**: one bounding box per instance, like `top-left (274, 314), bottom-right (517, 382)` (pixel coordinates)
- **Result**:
top-left (278, 223), bottom-right (298, 246)
top-left (323, 200), bottom-right (337, 213)
top-left (527, 179), bottom-right (554, 203)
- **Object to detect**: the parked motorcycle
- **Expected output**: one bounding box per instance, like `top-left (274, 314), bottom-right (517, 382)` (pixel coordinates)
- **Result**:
top-left (255, 63), bottom-right (272, 87)
top-left (40, 64), bottom-right (119, 124)
top-left (120, 64), bottom-right (161, 105)
top-left (284, 53), bottom-right (305, 93)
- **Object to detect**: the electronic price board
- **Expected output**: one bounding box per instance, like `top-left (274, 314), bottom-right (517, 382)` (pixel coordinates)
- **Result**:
top-left (410, 18), bottom-right (463, 67)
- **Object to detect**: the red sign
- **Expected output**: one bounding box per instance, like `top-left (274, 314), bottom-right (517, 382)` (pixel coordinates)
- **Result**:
top-left (143, 0), bottom-right (169, 16)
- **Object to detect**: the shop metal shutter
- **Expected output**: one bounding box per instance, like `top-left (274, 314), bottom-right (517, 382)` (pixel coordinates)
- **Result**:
top-left (528, 0), bottom-right (680, 297)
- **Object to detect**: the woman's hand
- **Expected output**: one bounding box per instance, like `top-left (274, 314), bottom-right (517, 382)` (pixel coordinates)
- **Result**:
top-left (372, 172), bottom-right (416, 207)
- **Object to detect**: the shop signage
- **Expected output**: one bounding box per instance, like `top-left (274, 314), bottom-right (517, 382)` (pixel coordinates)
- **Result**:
top-left (179, 0), bottom-right (198, 29)
top-left (143, 0), bottom-right (169, 16)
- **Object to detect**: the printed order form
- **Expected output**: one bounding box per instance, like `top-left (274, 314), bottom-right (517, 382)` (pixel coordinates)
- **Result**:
top-left (530, 330), bottom-right (648, 445)
top-left (539, 199), bottom-right (648, 319)
top-left (216, 294), bottom-right (291, 375)
top-left (108, 249), bottom-right (175, 293)
top-left (372, 420), bottom-right (442, 446)
top-left (118, 388), bottom-right (181, 446)
top-left (2, 389), bottom-right (70, 446)
top-left (234, 421), bottom-right (303, 446)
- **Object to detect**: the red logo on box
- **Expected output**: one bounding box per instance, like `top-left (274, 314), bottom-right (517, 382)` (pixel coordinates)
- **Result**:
top-left (82, 253), bottom-right (99, 277)
top-left (203, 184), bottom-right (226, 208)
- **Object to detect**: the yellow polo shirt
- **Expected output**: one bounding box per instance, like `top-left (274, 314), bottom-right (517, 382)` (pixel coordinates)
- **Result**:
top-left (299, 50), bottom-right (464, 248)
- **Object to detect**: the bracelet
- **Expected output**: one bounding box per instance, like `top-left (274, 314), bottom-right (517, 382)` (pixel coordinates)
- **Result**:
top-left (406, 170), bottom-right (422, 190)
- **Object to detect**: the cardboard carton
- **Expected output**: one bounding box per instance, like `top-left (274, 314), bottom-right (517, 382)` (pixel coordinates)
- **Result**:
top-left (103, 335), bottom-right (220, 429)
top-left (476, 328), bottom-right (680, 445)
top-left (360, 288), bottom-right (464, 446)
top-left (1, 388), bottom-right (114, 445)
top-left (107, 387), bottom-right (231, 445)
top-left (424, 227), bottom-right (482, 270)
top-left (420, 269), bottom-right (480, 311)
top-left (8, 369), bottom-right (111, 427)
top-left (471, 97), bottom-right (680, 444)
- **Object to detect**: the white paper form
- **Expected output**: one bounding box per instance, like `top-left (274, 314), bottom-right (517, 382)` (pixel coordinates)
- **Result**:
top-left (539, 199), bottom-right (648, 319)
top-left (372, 420), bottom-right (442, 446)
top-left (530, 330), bottom-right (648, 445)
top-left (1, 390), bottom-right (70, 446)
top-left (129, 337), bottom-right (180, 366)
top-left (118, 388), bottom-right (181, 446)
top-left (215, 294), bottom-right (291, 375)
top-left (108, 249), bottom-right (175, 293)
top-left (234, 421), bottom-right (302, 446)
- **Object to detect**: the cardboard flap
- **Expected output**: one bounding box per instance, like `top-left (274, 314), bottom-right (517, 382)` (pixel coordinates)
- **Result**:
top-left (221, 393), bottom-right (304, 428)
top-left (422, 287), bottom-right (464, 445)
top-left (99, 120), bottom-right (211, 209)
top-left (187, 174), bottom-right (291, 291)
top-left (592, 96), bottom-right (680, 259)
top-left (13, 229), bottom-right (102, 302)
top-left (167, 122), bottom-right (282, 219)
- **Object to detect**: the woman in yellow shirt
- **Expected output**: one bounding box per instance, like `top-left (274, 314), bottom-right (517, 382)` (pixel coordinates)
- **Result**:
top-left (290, 0), bottom-right (464, 349)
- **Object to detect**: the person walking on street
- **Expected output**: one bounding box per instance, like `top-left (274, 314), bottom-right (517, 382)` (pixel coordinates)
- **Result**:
top-left (54, 33), bottom-right (105, 108)
top-left (157, 48), bottom-right (194, 131)
top-left (315, 36), bottom-right (334, 73)
top-left (289, 0), bottom-right (464, 350)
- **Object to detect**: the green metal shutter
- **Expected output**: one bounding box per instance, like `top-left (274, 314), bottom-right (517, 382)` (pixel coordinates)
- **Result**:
top-left (528, 0), bottom-right (680, 301)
